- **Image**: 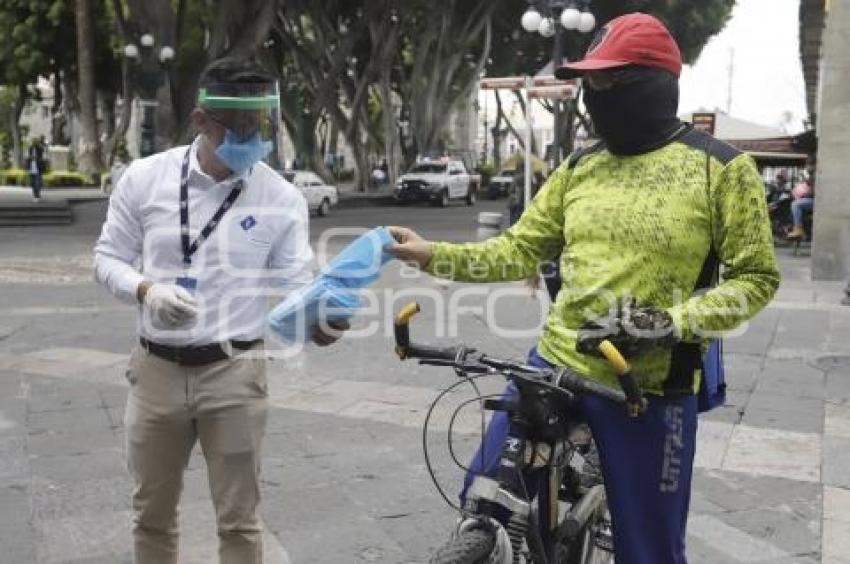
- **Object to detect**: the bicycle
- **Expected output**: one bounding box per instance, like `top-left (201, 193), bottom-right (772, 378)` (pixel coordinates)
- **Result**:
top-left (393, 302), bottom-right (647, 564)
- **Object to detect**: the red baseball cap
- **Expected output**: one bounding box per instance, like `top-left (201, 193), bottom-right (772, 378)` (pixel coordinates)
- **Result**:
top-left (555, 13), bottom-right (682, 79)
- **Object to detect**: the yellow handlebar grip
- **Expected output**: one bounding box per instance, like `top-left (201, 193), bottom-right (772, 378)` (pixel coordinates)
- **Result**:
top-left (598, 340), bottom-right (630, 375)
top-left (396, 302), bottom-right (421, 325)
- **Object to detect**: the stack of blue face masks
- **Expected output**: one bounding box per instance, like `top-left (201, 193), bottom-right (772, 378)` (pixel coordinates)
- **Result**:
top-left (268, 227), bottom-right (395, 343)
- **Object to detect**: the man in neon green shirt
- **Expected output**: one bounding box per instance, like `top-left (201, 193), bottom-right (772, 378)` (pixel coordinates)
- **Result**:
top-left (388, 13), bottom-right (778, 563)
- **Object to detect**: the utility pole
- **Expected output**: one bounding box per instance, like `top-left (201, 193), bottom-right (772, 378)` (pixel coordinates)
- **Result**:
top-left (726, 47), bottom-right (735, 114)
top-left (552, 17), bottom-right (564, 165)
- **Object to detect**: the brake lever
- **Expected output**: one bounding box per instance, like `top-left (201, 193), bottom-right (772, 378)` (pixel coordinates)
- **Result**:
top-left (417, 359), bottom-right (491, 375)
top-left (418, 359), bottom-right (454, 367)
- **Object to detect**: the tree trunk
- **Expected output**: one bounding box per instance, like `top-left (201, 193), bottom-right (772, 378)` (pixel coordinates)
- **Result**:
top-left (50, 66), bottom-right (67, 145)
top-left (103, 59), bottom-right (133, 165)
top-left (379, 74), bottom-right (400, 186)
top-left (100, 94), bottom-right (115, 163)
top-left (348, 136), bottom-right (369, 193)
top-left (492, 91), bottom-right (504, 169)
top-left (408, 2), bottom-right (495, 157)
top-left (75, 0), bottom-right (103, 174)
top-left (511, 91), bottom-right (538, 156)
top-left (10, 84), bottom-right (26, 168)
top-left (374, 18), bottom-right (400, 187)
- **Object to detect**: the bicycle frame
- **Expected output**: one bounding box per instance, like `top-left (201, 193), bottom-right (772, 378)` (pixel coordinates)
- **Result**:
top-left (459, 369), bottom-right (608, 564)
top-left (393, 302), bottom-right (639, 563)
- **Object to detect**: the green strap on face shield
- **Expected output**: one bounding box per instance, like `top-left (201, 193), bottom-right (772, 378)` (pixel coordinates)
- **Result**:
top-left (197, 88), bottom-right (278, 110)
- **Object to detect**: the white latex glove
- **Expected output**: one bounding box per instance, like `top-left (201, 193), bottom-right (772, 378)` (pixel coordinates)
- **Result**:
top-left (143, 283), bottom-right (199, 328)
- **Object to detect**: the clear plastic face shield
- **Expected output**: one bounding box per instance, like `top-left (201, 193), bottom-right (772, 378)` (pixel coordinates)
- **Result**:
top-left (197, 81), bottom-right (280, 174)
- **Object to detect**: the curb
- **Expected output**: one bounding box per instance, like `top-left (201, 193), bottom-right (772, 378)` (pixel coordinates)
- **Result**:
top-left (336, 195), bottom-right (397, 209)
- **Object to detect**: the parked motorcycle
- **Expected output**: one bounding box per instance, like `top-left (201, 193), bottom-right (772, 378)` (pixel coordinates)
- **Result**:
top-left (766, 183), bottom-right (813, 245)
top-left (767, 188), bottom-right (794, 243)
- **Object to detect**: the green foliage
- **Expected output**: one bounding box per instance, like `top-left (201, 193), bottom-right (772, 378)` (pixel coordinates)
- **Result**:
top-left (0, 133), bottom-right (11, 169)
top-left (477, 162), bottom-right (496, 186)
top-left (0, 168), bottom-right (93, 186)
top-left (92, 1), bottom-right (121, 97)
top-left (0, 168), bottom-right (28, 186)
top-left (43, 170), bottom-right (93, 187)
top-left (0, 0), bottom-right (76, 85)
top-left (111, 136), bottom-right (130, 162)
top-left (0, 88), bottom-right (13, 167)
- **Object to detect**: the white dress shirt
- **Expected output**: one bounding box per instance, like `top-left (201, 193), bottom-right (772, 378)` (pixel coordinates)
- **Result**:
top-left (94, 140), bottom-right (314, 346)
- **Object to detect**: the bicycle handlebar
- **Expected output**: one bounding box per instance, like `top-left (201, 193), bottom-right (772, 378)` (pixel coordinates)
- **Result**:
top-left (393, 301), bottom-right (647, 417)
top-left (393, 302), bottom-right (463, 361)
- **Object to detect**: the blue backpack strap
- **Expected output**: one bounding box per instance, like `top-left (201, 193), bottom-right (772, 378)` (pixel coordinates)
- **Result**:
top-left (663, 127), bottom-right (732, 397)
top-left (566, 140), bottom-right (606, 170)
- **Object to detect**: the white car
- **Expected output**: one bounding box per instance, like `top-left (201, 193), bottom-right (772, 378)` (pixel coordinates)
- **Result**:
top-left (281, 170), bottom-right (339, 216)
top-left (394, 159), bottom-right (478, 206)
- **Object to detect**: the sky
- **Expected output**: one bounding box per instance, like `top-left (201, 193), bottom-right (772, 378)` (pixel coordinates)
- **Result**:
top-left (679, 0), bottom-right (809, 134)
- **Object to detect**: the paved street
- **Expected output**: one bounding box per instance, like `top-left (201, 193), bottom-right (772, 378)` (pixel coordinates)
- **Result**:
top-left (1, 199), bottom-right (849, 563)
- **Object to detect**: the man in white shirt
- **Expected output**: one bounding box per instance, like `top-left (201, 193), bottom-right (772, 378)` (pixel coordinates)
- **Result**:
top-left (94, 57), bottom-right (344, 564)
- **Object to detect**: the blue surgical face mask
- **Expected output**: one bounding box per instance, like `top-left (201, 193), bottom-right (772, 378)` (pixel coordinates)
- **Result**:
top-left (214, 129), bottom-right (273, 175)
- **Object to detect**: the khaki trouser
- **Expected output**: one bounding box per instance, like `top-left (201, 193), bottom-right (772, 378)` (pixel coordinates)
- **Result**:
top-left (124, 345), bottom-right (268, 564)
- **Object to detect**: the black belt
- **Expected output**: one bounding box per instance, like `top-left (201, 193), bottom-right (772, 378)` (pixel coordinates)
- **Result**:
top-left (140, 338), bottom-right (263, 366)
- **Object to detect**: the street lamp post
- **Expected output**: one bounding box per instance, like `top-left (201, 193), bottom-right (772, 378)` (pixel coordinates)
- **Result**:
top-left (521, 1), bottom-right (595, 166)
top-left (123, 33), bottom-right (174, 158)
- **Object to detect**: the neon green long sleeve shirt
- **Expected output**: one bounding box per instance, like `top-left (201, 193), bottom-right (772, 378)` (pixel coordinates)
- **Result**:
top-left (425, 128), bottom-right (780, 395)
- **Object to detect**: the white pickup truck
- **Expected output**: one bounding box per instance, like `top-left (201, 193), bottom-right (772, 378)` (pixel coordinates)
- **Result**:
top-left (394, 159), bottom-right (479, 207)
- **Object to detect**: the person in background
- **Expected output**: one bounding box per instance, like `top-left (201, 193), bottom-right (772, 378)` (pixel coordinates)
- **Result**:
top-left (767, 169), bottom-right (789, 204)
top-left (371, 163), bottom-right (387, 188)
top-left (26, 136), bottom-right (48, 202)
top-left (786, 156), bottom-right (816, 240)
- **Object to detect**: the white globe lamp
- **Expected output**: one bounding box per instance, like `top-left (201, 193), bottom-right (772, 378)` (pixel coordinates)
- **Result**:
top-left (538, 17), bottom-right (556, 38)
top-left (560, 7), bottom-right (581, 30)
top-left (123, 44), bottom-right (139, 59)
top-left (159, 46), bottom-right (175, 63)
top-left (521, 9), bottom-right (543, 32)
top-left (577, 12), bottom-right (596, 33)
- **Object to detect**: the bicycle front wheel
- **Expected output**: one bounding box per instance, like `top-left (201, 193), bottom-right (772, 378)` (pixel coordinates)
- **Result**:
top-left (429, 528), bottom-right (497, 564)
top-left (562, 505), bottom-right (613, 564)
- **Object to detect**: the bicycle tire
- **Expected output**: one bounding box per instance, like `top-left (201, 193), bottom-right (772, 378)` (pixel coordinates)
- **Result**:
top-left (578, 521), bottom-right (614, 564)
top-left (429, 528), bottom-right (497, 564)
top-left (561, 510), bottom-right (613, 564)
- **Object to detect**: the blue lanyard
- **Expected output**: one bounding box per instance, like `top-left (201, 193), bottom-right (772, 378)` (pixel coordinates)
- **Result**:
top-left (179, 146), bottom-right (243, 267)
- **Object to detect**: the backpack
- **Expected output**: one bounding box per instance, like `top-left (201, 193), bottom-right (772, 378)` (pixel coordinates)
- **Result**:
top-left (696, 140), bottom-right (726, 413)
top-left (699, 340), bottom-right (725, 412)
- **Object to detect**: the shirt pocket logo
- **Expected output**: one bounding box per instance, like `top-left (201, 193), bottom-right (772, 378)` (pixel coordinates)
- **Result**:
top-left (240, 215), bottom-right (258, 231)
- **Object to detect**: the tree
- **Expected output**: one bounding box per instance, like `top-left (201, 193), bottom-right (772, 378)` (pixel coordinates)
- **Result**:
top-left (270, 0), bottom-right (383, 187)
top-left (112, 0), bottom-right (277, 151)
top-left (75, 0), bottom-right (103, 173)
top-left (0, 0), bottom-right (77, 164)
top-left (268, 0), bottom-right (501, 188)
top-left (398, 0), bottom-right (497, 162)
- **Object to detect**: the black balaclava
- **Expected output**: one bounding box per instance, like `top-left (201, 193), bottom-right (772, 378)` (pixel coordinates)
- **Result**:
top-left (582, 67), bottom-right (684, 156)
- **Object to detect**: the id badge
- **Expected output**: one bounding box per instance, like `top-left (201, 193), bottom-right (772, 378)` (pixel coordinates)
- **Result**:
top-left (175, 276), bottom-right (198, 294)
